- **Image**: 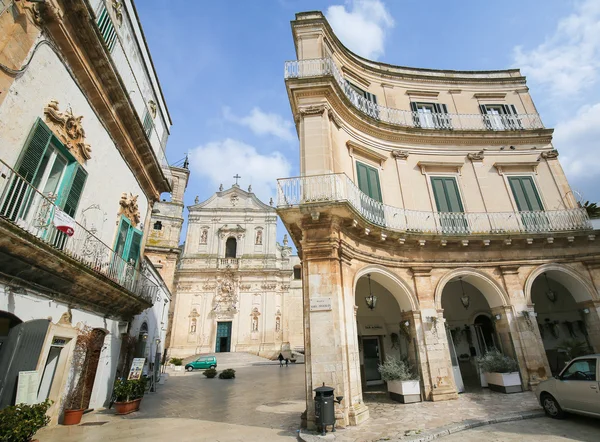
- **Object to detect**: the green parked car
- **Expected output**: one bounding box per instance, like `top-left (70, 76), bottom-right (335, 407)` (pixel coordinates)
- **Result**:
top-left (185, 356), bottom-right (217, 371)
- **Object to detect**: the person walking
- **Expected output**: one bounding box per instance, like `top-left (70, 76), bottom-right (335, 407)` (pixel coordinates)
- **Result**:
top-left (278, 353), bottom-right (284, 367)
top-left (285, 358), bottom-right (289, 367)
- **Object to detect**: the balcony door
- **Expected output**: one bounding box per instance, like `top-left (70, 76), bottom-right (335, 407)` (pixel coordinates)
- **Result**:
top-left (356, 162), bottom-right (385, 226)
top-left (508, 176), bottom-right (548, 232)
top-left (112, 216), bottom-right (143, 284)
top-left (431, 177), bottom-right (468, 234)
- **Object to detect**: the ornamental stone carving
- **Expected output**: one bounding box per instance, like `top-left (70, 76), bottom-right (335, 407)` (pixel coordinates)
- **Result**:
top-left (256, 229), bottom-right (263, 245)
top-left (392, 150), bottom-right (409, 160)
top-left (44, 100), bottom-right (92, 164)
top-left (467, 150), bottom-right (485, 161)
top-left (213, 272), bottom-right (238, 319)
top-left (230, 194), bottom-right (239, 206)
top-left (541, 149), bottom-right (559, 159)
top-left (118, 192), bottom-right (141, 227)
top-left (112, 0), bottom-right (123, 25)
top-left (148, 100), bottom-right (157, 118)
top-left (251, 307), bottom-right (261, 332)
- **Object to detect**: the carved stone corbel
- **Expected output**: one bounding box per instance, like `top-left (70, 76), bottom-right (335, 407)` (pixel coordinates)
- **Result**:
top-left (392, 150), bottom-right (409, 160)
top-left (467, 151), bottom-right (485, 161)
top-left (540, 149), bottom-right (559, 160)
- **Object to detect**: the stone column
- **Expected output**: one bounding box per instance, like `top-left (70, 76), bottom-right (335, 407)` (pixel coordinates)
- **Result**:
top-left (499, 265), bottom-right (551, 387)
top-left (301, 217), bottom-right (368, 429)
top-left (411, 268), bottom-right (458, 401)
top-left (400, 311), bottom-right (432, 399)
top-left (578, 300), bottom-right (600, 352)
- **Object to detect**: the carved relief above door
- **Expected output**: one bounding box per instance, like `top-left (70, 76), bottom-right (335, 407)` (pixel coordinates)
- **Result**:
top-left (43, 100), bottom-right (92, 164)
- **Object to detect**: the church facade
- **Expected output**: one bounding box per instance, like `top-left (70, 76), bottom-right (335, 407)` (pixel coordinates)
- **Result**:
top-left (167, 183), bottom-right (303, 359)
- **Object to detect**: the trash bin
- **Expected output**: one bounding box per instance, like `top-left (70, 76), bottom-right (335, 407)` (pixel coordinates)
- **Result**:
top-left (314, 383), bottom-right (342, 435)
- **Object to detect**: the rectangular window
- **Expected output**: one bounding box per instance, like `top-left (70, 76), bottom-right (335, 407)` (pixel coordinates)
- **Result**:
top-left (114, 215), bottom-right (144, 268)
top-left (431, 176), bottom-right (467, 233)
top-left (508, 176), bottom-right (543, 212)
top-left (347, 81), bottom-right (378, 119)
top-left (410, 102), bottom-right (452, 129)
top-left (479, 104), bottom-right (522, 130)
top-left (142, 108), bottom-right (154, 138)
top-left (356, 161), bottom-right (385, 226)
top-left (96, 4), bottom-right (117, 53)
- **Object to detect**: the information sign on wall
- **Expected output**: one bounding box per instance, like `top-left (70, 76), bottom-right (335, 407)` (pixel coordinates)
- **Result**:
top-left (310, 297), bottom-right (332, 312)
top-left (16, 371), bottom-right (39, 405)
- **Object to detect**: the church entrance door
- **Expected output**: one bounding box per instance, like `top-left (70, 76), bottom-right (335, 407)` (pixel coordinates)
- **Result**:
top-left (216, 322), bottom-right (232, 352)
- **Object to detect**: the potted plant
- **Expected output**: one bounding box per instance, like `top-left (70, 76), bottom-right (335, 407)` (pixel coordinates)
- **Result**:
top-left (170, 357), bottom-right (183, 372)
top-left (62, 326), bottom-right (102, 425)
top-left (112, 378), bottom-right (147, 415)
top-left (0, 399), bottom-right (52, 442)
top-left (478, 350), bottom-right (522, 393)
top-left (378, 356), bottom-right (421, 403)
top-left (203, 368), bottom-right (217, 378)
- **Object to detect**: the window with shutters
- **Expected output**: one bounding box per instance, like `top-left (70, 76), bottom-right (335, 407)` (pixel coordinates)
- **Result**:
top-left (356, 161), bottom-right (385, 226)
top-left (347, 81), bottom-right (379, 119)
top-left (142, 108), bottom-right (154, 138)
top-left (96, 3), bottom-right (117, 53)
top-left (410, 102), bottom-right (452, 129)
top-left (6, 119), bottom-right (87, 223)
top-left (479, 104), bottom-right (522, 130)
top-left (507, 176), bottom-right (544, 212)
top-left (430, 176), bottom-right (468, 233)
top-left (114, 215), bottom-right (144, 268)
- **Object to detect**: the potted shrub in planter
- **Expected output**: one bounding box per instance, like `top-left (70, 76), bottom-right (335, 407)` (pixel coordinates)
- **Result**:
top-left (203, 368), bottom-right (217, 378)
top-left (62, 326), bottom-right (103, 425)
top-left (112, 379), bottom-right (146, 415)
top-left (0, 399), bottom-right (52, 442)
top-left (479, 350), bottom-right (522, 393)
top-left (218, 368), bottom-right (236, 379)
top-left (170, 358), bottom-right (183, 372)
top-left (378, 357), bottom-right (421, 404)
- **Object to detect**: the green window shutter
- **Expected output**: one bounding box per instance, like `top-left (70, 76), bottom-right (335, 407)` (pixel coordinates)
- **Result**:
top-left (62, 165), bottom-right (87, 217)
top-left (17, 119), bottom-right (52, 183)
top-left (96, 4), bottom-right (117, 52)
top-left (356, 162), bottom-right (382, 202)
top-left (126, 229), bottom-right (143, 266)
top-left (115, 217), bottom-right (131, 258)
top-left (431, 177), bottom-right (464, 213)
top-left (508, 177), bottom-right (543, 211)
top-left (142, 109), bottom-right (154, 137)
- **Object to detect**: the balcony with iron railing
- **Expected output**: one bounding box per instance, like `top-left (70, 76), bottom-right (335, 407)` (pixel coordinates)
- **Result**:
top-left (284, 58), bottom-right (545, 132)
top-left (0, 159), bottom-right (157, 316)
top-left (277, 174), bottom-right (591, 237)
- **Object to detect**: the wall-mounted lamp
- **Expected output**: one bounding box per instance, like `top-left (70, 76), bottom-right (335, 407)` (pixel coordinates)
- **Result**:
top-left (459, 277), bottom-right (470, 310)
top-left (141, 332), bottom-right (149, 341)
top-left (582, 308), bottom-right (590, 314)
top-left (543, 273), bottom-right (557, 303)
top-left (403, 320), bottom-right (410, 327)
top-left (155, 338), bottom-right (161, 345)
top-left (365, 274), bottom-right (378, 310)
top-left (494, 314), bottom-right (502, 321)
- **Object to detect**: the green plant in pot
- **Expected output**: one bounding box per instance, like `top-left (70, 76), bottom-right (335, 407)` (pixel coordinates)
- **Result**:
top-left (219, 368), bottom-right (236, 379)
top-left (170, 358), bottom-right (183, 366)
top-left (62, 326), bottom-right (104, 425)
top-left (0, 399), bottom-right (52, 442)
top-left (203, 368), bottom-right (217, 378)
top-left (478, 350), bottom-right (522, 394)
top-left (112, 378), bottom-right (145, 415)
top-left (378, 357), bottom-right (421, 404)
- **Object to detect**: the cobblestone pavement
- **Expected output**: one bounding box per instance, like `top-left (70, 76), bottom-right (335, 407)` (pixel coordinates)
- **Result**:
top-left (37, 353), bottom-right (555, 442)
top-left (442, 414), bottom-right (600, 441)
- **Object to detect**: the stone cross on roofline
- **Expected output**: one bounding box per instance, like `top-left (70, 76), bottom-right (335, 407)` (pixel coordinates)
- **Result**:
top-left (233, 174), bottom-right (241, 186)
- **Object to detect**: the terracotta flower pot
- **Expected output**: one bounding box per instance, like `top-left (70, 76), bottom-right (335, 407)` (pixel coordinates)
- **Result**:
top-left (63, 408), bottom-right (85, 425)
top-left (114, 398), bottom-right (142, 415)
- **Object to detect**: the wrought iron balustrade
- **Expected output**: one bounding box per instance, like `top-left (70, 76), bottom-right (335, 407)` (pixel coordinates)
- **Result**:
top-left (277, 173), bottom-right (591, 235)
top-left (0, 159), bottom-right (157, 303)
top-left (284, 58), bottom-right (545, 131)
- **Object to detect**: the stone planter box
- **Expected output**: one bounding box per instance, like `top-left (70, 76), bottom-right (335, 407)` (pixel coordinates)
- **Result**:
top-left (485, 372), bottom-right (522, 393)
top-left (114, 398), bottom-right (142, 415)
top-left (387, 380), bottom-right (421, 403)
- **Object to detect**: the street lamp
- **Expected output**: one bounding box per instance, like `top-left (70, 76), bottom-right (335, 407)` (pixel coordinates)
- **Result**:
top-left (365, 274), bottom-right (378, 310)
top-left (459, 277), bottom-right (470, 310)
top-left (543, 273), bottom-right (557, 303)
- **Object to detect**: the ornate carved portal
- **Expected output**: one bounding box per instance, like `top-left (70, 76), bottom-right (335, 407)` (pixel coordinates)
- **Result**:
top-left (118, 193), bottom-right (141, 227)
top-left (44, 100), bottom-right (92, 164)
top-left (212, 271), bottom-right (239, 320)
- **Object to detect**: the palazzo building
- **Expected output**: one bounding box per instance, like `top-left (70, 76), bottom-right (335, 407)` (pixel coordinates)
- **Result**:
top-left (164, 183), bottom-right (304, 359)
top-left (277, 11), bottom-right (600, 429)
top-left (0, 0), bottom-right (172, 423)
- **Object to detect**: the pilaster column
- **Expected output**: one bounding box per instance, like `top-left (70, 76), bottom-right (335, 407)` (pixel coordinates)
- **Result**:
top-left (411, 268), bottom-right (458, 401)
top-left (578, 300), bottom-right (600, 352)
top-left (400, 311), bottom-right (432, 399)
top-left (301, 217), bottom-right (368, 430)
top-left (499, 265), bottom-right (551, 387)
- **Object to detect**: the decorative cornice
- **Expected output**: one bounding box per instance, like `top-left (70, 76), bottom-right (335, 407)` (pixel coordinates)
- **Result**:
top-left (346, 141), bottom-right (388, 167)
top-left (406, 90), bottom-right (439, 98)
top-left (473, 93), bottom-right (507, 99)
top-left (494, 161), bottom-right (539, 175)
top-left (417, 161), bottom-right (464, 175)
top-left (540, 149), bottom-right (559, 159)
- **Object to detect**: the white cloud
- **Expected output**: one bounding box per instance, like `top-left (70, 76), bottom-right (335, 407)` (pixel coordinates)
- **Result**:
top-left (553, 103), bottom-right (600, 201)
top-left (513, 0), bottom-right (600, 98)
top-left (326, 0), bottom-right (394, 60)
top-left (223, 106), bottom-right (295, 141)
top-left (188, 138), bottom-right (291, 202)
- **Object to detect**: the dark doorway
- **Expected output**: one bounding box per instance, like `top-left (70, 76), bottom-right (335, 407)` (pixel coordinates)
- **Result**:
top-left (225, 237), bottom-right (237, 258)
top-left (362, 337), bottom-right (382, 385)
top-left (474, 315), bottom-right (497, 353)
top-left (215, 322), bottom-right (232, 352)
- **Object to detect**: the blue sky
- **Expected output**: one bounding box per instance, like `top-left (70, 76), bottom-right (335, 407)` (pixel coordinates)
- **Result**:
top-left (137, 0), bottom-right (600, 242)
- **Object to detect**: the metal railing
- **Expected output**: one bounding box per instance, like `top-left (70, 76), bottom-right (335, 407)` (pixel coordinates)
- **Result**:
top-left (277, 173), bottom-right (591, 235)
top-left (0, 159), bottom-right (157, 303)
top-left (284, 58), bottom-right (545, 131)
top-left (218, 258), bottom-right (239, 269)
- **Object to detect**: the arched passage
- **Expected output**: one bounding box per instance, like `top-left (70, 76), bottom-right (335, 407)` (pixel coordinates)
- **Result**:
top-left (0, 311), bottom-right (22, 350)
top-left (353, 267), bottom-right (417, 389)
top-left (437, 269), bottom-right (509, 393)
top-left (526, 265), bottom-right (596, 375)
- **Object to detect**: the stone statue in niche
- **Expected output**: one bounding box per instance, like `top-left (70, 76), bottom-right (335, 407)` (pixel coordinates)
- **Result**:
top-left (190, 318), bottom-right (197, 334)
top-left (256, 229), bottom-right (262, 245)
top-left (200, 229), bottom-right (208, 244)
top-left (251, 307), bottom-right (260, 332)
top-left (283, 234), bottom-right (289, 246)
top-left (275, 316), bottom-right (281, 332)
